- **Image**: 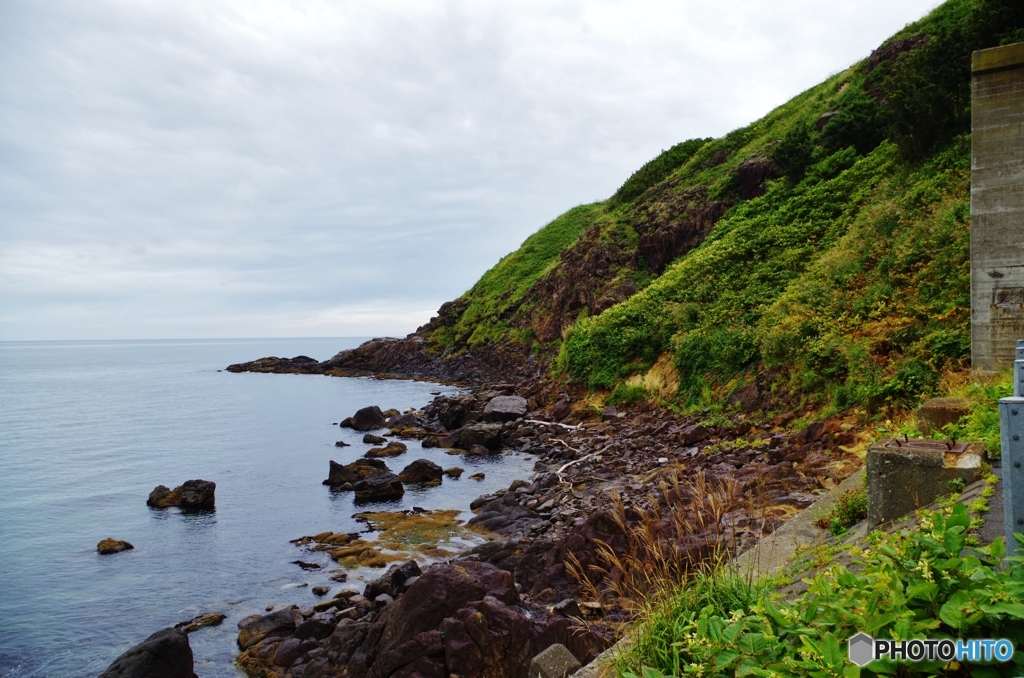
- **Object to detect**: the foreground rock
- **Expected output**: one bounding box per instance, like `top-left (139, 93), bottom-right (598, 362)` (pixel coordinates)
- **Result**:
top-left (397, 459), bottom-right (443, 485)
top-left (147, 480), bottom-right (216, 509)
top-left (353, 470), bottom-right (405, 502)
top-left (97, 538), bottom-right (134, 555)
top-left (235, 561), bottom-right (607, 678)
top-left (99, 627), bottom-right (195, 678)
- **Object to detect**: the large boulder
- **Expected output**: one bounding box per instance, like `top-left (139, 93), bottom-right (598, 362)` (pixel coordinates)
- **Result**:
top-left (349, 406), bottom-right (388, 431)
top-left (237, 606), bottom-right (300, 649)
top-left (178, 480), bottom-right (216, 509)
top-left (353, 562), bottom-right (608, 678)
top-left (483, 396), bottom-right (528, 423)
top-left (324, 458), bottom-right (388, 486)
top-left (98, 627), bottom-right (194, 678)
top-left (146, 480), bottom-right (215, 509)
top-left (457, 423), bottom-right (503, 452)
top-left (364, 560), bottom-right (422, 600)
top-left (353, 470), bottom-right (405, 502)
top-left (397, 459), bottom-right (443, 485)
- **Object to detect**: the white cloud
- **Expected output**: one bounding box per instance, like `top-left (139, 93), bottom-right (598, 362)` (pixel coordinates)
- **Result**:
top-left (0, 0), bottom-right (943, 340)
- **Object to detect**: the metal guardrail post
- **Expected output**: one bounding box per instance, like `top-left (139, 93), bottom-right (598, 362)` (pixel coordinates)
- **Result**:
top-left (1001, 339), bottom-right (1024, 556)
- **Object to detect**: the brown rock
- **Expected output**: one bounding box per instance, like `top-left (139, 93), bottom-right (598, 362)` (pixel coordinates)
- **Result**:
top-left (97, 538), bottom-right (134, 555)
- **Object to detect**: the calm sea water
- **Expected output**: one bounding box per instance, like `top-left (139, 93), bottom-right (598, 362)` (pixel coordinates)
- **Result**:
top-left (0, 339), bottom-right (533, 678)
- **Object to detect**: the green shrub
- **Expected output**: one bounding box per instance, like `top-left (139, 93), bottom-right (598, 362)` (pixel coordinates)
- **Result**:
top-left (607, 384), bottom-right (649, 408)
top-left (611, 138), bottom-right (712, 206)
top-left (621, 503), bottom-right (1024, 677)
top-left (815, 488), bottom-right (868, 537)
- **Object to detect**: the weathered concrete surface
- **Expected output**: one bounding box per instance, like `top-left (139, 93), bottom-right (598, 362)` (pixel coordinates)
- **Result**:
top-left (971, 42), bottom-right (1024, 371)
top-left (917, 397), bottom-right (973, 436)
top-left (866, 439), bottom-right (985, 526)
top-left (530, 643), bottom-right (582, 678)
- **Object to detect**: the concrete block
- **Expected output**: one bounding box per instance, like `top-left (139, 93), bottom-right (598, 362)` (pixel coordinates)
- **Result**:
top-left (530, 643), bottom-right (582, 678)
top-left (867, 438), bottom-right (985, 526)
top-left (917, 398), bottom-right (973, 436)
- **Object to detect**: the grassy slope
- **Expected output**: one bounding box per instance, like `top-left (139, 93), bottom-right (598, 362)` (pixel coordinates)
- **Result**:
top-left (427, 0), bottom-right (1024, 414)
top-left (558, 0), bottom-right (1024, 413)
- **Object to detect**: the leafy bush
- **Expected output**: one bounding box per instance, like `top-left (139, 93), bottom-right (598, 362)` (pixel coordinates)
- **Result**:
top-left (815, 488), bottom-right (869, 537)
top-left (621, 503), bottom-right (1024, 677)
top-left (769, 122), bottom-right (816, 181)
top-left (607, 384), bottom-right (649, 408)
top-left (611, 138), bottom-right (712, 206)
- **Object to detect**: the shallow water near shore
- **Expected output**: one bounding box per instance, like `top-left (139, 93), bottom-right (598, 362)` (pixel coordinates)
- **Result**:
top-left (0, 338), bottom-right (534, 678)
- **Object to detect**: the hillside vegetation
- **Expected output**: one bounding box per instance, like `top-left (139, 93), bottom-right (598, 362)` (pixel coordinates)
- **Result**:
top-left (419, 0), bottom-right (1024, 413)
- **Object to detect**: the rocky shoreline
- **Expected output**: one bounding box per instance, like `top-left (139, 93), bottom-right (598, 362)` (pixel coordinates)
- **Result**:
top-left (108, 357), bottom-right (865, 678)
top-left (210, 370), bottom-right (863, 678)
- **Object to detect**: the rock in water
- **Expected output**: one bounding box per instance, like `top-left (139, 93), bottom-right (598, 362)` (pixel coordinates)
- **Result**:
top-left (237, 606), bottom-right (300, 649)
top-left (353, 469), bottom-right (405, 502)
top-left (98, 627), bottom-right (194, 678)
top-left (443, 466), bottom-right (464, 479)
top-left (483, 395), bottom-right (528, 422)
top-left (397, 459), bottom-right (443, 485)
top-left (457, 422), bottom-right (503, 451)
top-left (146, 485), bottom-right (180, 508)
top-left (175, 612), bottom-right (226, 633)
top-left (350, 405), bottom-right (387, 431)
top-left (146, 479), bottom-right (215, 509)
top-left (364, 442), bottom-right (408, 458)
top-left (323, 458), bottom-right (388, 486)
top-left (97, 538), bottom-right (134, 555)
top-left (178, 479), bottom-right (215, 509)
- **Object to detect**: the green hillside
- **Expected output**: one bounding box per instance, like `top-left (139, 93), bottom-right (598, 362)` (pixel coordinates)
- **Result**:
top-left (424, 0), bottom-right (1024, 412)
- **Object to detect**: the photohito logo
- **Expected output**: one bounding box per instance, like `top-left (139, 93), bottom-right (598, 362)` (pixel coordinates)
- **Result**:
top-left (847, 633), bottom-right (1015, 667)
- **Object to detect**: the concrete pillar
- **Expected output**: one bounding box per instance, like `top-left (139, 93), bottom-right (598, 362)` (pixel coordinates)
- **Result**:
top-left (972, 43), bottom-right (1024, 371)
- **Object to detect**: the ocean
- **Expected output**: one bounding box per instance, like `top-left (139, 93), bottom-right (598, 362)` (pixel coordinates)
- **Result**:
top-left (0, 338), bottom-right (533, 677)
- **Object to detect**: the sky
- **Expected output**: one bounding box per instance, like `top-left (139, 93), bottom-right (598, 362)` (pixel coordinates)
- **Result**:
top-left (0, 0), bottom-right (944, 341)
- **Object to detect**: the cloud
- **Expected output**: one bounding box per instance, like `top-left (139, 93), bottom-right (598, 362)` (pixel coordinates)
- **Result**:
top-left (0, 0), bottom-right (943, 340)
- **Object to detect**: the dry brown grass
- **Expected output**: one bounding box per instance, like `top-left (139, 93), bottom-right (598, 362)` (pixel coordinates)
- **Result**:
top-left (567, 466), bottom-right (769, 616)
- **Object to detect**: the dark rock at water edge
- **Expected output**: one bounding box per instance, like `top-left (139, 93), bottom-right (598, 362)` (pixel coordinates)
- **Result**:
top-left (146, 480), bottom-right (215, 509)
top-left (364, 442), bottom-right (408, 458)
top-left (353, 470), bottom-right (405, 502)
top-left (397, 459), bottom-right (443, 485)
top-left (225, 355), bottom-right (321, 374)
top-left (324, 458), bottom-right (388, 487)
top-left (99, 627), bottom-right (195, 678)
top-left (348, 406), bottom-right (387, 432)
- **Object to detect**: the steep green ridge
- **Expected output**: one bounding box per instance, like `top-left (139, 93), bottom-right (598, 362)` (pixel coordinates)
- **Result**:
top-left (424, 0), bottom-right (1024, 411)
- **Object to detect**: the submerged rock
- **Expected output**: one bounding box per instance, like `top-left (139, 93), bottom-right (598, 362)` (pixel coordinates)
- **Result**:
top-left (97, 538), bottom-right (134, 555)
top-left (364, 442), bottom-right (408, 458)
top-left (99, 627), bottom-right (194, 678)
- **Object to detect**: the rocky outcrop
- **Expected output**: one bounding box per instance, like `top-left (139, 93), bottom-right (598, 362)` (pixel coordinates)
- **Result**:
top-left (97, 538), bottom-right (134, 555)
top-left (397, 459), bottom-right (443, 485)
top-left (730, 154), bottom-right (783, 200)
top-left (348, 406), bottom-right (387, 432)
top-left (226, 355), bottom-right (320, 374)
top-left (238, 606), bottom-right (301, 649)
top-left (630, 185), bottom-right (731, 275)
top-left (353, 470), bottom-right (405, 502)
top-left (236, 562), bottom-right (607, 678)
top-left (99, 627), bottom-right (195, 678)
top-left (146, 480), bottom-right (215, 510)
top-left (324, 458), bottom-right (388, 487)
top-left (175, 612), bottom-right (226, 634)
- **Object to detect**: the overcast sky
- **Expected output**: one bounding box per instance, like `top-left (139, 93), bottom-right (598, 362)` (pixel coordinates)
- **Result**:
top-left (0, 0), bottom-right (942, 341)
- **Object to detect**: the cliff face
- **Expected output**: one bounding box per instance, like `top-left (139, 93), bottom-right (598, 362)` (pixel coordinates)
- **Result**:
top-left (238, 0), bottom-right (1024, 409)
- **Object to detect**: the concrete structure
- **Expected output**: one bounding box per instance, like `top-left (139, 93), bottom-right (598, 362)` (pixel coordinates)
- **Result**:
top-left (972, 43), bottom-right (1024, 371)
top-left (917, 397), bottom-right (973, 436)
top-left (866, 438), bottom-right (985, 526)
top-left (530, 644), bottom-right (581, 678)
